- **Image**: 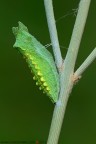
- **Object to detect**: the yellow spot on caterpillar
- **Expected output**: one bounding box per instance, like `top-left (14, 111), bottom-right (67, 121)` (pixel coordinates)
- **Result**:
top-left (46, 87), bottom-right (50, 91)
top-left (43, 82), bottom-right (47, 86)
top-left (32, 61), bottom-right (36, 65)
top-left (33, 76), bottom-right (35, 80)
top-left (39, 87), bottom-right (42, 90)
top-left (36, 82), bottom-right (39, 85)
top-left (32, 62), bottom-right (38, 69)
top-left (34, 65), bottom-right (38, 69)
top-left (40, 77), bottom-right (45, 82)
top-left (25, 54), bottom-right (32, 59)
top-left (25, 53), bottom-right (29, 56)
top-left (43, 91), bottom-right (46, 94)
top-left (30, 57), bottom-right (34, 61)
top-left (37, 71), bottom-right (42, 76)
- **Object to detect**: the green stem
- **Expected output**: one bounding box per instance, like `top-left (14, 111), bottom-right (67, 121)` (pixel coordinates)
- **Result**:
top-left (44, 0), bottom-right (91, 144)
top-left (44, 0), bottom-right (63, 70)
top-left (74, 48), bottom-right (96, 77)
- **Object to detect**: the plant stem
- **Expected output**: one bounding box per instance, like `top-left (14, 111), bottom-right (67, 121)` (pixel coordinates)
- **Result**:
top-left (74, 48), bottom-right (96, 77)
top-left (44, 0), bottom-right (91, 144)
top-left (44, 0), bottom-right (62, 70)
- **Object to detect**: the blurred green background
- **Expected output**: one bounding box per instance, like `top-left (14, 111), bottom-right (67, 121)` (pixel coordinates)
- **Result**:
top-left (0, 0), bottom-right (96, 143)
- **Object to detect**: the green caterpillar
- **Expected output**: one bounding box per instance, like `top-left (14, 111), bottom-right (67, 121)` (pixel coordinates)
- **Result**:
top-left (12, 22), bottom-right (59, 103)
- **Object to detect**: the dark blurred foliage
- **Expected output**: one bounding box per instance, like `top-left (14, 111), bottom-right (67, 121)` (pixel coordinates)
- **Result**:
top-left (0, 0), bottom-right (96, 143)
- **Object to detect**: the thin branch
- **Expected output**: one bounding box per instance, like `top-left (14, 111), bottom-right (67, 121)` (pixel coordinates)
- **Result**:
top-left (46, 0), bottom-right (91, 144)
top-left (74, 48), bottom-right (96, 78)
top-left (44, 0), bottom-right (62, 70)
top-left (65, 0), bottom-right (91, 71)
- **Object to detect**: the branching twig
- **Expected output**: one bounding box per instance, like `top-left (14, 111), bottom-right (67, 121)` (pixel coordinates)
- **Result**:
top-left (44, 0), bottom-right (63, 70)
top-left (44, 0), bottom-right (91, 144)
top-left (74, 48), bottom-right (96, 79)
